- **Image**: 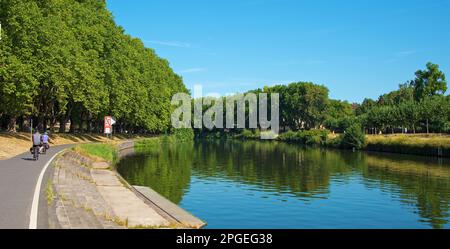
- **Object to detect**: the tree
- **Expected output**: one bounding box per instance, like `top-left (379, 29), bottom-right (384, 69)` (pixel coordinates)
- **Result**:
top-left (355, 98), bottom-right (376, 116)
top-left (396, 101), bottom-right (420, 133)
top-left (412, 62), bottom-right (447, 101)
top-left (0, 0), bottom-right (41, 131)
top-left (283, 82), bottom-right (329, 130)
top-left (0, 0), bottom-right (188, 134)
top-left (420, 96), bottom-right (449, 133)
top-left (324, 99), bottom-right (355, 133)
top-left (378, 83), bottom-right (414, 106)
top-left (341, 123), bottom-right (366, 149)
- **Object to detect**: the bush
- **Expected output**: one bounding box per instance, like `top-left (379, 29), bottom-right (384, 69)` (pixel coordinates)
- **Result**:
top-left (341, 124), bottom-right (366, 149)
top-left (235, 129), bottom-right (260, 139)
top-left (278, 131), bottom-right (298, 141)
top-left (278, 129), bottom-right (329, 146)
top-left (170, 128), bottom-right (194, 142)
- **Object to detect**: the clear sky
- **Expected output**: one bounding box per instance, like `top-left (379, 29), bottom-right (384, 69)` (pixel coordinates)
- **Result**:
top-left (106, 0), bottom-right (450, 103)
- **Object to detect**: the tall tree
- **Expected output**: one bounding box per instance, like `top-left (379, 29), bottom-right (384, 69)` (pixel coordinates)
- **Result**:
top-left (412, 62), bottom-right (447, 101)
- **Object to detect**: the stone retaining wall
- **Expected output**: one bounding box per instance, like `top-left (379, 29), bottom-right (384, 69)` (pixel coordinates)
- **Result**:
top-left (48, 144), bottom-right (171, 229)
top-left (47, 141), bottom-right (205, 229)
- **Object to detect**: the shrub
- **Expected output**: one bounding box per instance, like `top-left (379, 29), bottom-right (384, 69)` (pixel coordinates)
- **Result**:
top-left (278, 131), bottom-right (298, 141)
top-left (170, 128), bottom-right (194, 142)
top-left (278, 129), bottom-right (329, 146)
top-left (341, 124), bottom-right (366, 149)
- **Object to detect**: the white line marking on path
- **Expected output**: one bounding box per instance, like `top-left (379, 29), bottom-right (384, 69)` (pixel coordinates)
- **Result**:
top-left (29, 149), bottom-right (66, 229)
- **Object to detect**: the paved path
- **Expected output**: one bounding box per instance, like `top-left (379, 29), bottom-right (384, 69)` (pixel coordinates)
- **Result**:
top-left (0, 145), bottom-right (72, 229)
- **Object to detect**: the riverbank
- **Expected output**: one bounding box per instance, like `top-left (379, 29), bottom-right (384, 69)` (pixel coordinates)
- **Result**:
top-left (46, 141), bottom-right (205, 229)
top-left (218, 130), bottom-right (450, 158)
top-left (0, 132), bottom-right (152, 160)
top-left (365, 134), bottom-right (450, 157)
top-left (117, 138), bottom-right (450, 229)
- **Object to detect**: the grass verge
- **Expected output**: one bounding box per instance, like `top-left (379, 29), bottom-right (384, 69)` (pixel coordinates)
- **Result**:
top-left (73, 143), bottom-right (118, 163)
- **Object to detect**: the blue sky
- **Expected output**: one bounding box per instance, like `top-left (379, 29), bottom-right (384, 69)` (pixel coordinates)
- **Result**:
top-left (106, 0), bottom-right (450, 103)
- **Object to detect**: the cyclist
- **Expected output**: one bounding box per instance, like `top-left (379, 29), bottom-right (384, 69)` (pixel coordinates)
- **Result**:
top-left (31, 130), bottom-right (42, 158)
top-left (41, 132), bottom-right (50, 151)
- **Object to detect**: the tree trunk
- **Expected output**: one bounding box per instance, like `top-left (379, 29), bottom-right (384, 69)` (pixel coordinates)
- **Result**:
top-left (87, 119), bottom-right (92, 133)
top-left (22, 117), bottom-right (31, 132)
top-left (18, 117), bottom-right (24, 132)
top-left (59, 117), bottom-right (67, 133)
top-left (7, 116), bottom-right (17, 132)
top-left (78, 117), bottom-right (84, 133)
top-left (43, 118), bottom-right (48, 132)
top-left (69, 117), bottom-right (75, 133)
top-left (60, 106), bottom-right (73, 133)
top-left (36, 115), bottom-right (44, 132)
top-left (426, 119), bottom-right (429, 134)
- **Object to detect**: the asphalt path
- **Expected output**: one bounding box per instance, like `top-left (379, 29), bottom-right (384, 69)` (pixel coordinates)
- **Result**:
top-left (0, 144), bottom-right (72, 229)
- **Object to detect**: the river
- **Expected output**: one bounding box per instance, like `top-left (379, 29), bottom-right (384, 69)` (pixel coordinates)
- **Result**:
top-left (117, 139), bottom-right (450, 229)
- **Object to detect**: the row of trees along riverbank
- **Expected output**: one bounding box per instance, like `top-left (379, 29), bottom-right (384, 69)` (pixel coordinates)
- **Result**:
top-left (0, 0), bottom-right (188, 134)
top-left (195, 62), bottom-right (449, 154)
top-left (1, 1), bottom-right (448, 141)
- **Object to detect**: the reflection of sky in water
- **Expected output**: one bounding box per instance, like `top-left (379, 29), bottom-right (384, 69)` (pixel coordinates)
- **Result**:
top-left (179, 174), bottom-right (447, 229)
top-left (118, 140), bottom-right (450, 229)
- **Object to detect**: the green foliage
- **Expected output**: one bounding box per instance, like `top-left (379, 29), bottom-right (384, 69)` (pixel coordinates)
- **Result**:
top-left (170, 128), bottom-right (195, 142)
top-left (355, 98), bottom-right (376, 116)
top-left (1, 2), bottom-right (448, 141)
top-left (278, 129), bottom-right (329, 146)
top-left (0, 0), bottom-right (187, 133)
top-left (324, 99), bottom-right (355, 132)
top-left (354, 64), bottom-right (448, 135)
top-left (412, 62), bottom-right (447, 101)
top-left (234, 129), bottom-right (260, 140)
top-left (196, 62), bottom-right (448, 147)
top-left (340, 124), bottom-right (366, 149)
top-left (278, 82), bottom-right (329, 130)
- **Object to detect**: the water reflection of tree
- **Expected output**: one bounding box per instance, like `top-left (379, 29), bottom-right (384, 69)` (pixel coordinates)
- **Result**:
top-left (354, 153), bottom-right (450, 229)
top-left (117, 141), bottom-right (194, 204)
top-left (191, 140), bottom-right (355, 199)
top-left (118, 139), bottom-right (450, 228)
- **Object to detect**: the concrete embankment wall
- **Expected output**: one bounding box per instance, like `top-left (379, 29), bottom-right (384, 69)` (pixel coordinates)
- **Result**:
top-left (47, 141), bottom-right (205, 229)
top-left (115, 141), bottom-right (206, 229)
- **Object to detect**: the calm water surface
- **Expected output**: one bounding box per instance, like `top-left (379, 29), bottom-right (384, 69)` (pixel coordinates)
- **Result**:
top-left (117, 140), bottom-right (450, 229)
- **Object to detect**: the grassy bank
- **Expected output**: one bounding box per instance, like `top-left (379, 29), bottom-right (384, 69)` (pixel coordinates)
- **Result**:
top-left (73, 130), bottom-right (194, 164)
top-left (73, 143), bottom-right (118, 163)
top-left (366, 134), bottom-right (450, 157)
top-left (0, 132), bottom-right (151, 160)
top-left (215, 129), bottom-right (450, 158)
